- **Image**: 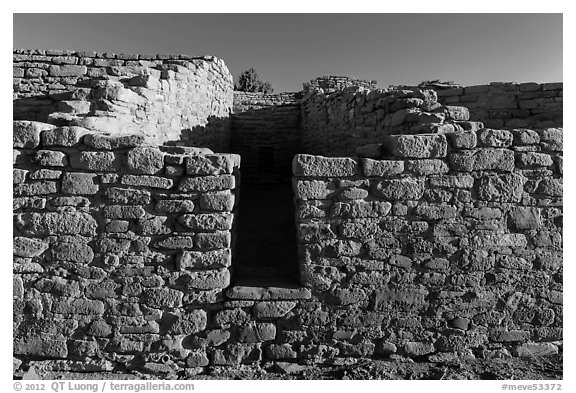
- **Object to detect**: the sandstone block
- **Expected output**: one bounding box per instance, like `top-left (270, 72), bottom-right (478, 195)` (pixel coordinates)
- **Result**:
top-left (362, 159), bottom-right (405, 176)
top-left (85, 281), bottom-right (119, 299)
top-left (137, 216), bottom-right (171, 235)
top-left (389, 134), bottom-right (447, 158)
top-left (62, 172), bottom-right (99, 194)
top-left (195, 232), bottom-right (231, 250)
top-left (187, 154), bottom-right (235, 175)
top-left (156, 236), bottom-right (194, 250)
top-left (52, 298), bottom-right (105, 315)
top-left (42, 126), bottom-right (87, 146)
top-left (516, 152), bottom-right (553, 168)
top-left (177, 249), bottom-right (232, 269)
top-left (187, 351), bottom-right (210, 367)
top-left (538, 128), bottom-right (562, 151)
top-left (156, 200), bottom-right (195, 213)
top-left (166, 310), bottom-right (207, 335)
top-left (537, 178), bottom-right (562, 197)
top-left (429, 174), bottom-right (474, 188)
top-left (265, 344), bottom-right (298, 360)
top-left (449, 148), bottom-right (515, 172)
top-left (508, 207), bottom-right (542, 230)
top-left (253, 301), bottom-right (297, 319)
top-left (490, 329), bottom-right (530, 342)
top-left (477, 173), bottom-right (526, 202)
top-left (237, 322), bottom-right (276, 343)
top-left (447, 131), bottom-right (477, 149)
top-left (14, 121), bottom-right (55, 148)
top-left (415, 205), bottom-right (458, 220)
top-left (14, 181), bottom-right (58, 196)
top-left (127, 147), bottom-right (165, 175)
top-left (51, 242), bottom-right (94, 263)
top-left (372, 178), bottom-right (425, 200)
top-left (184, 268), bottom-right (230, 290)
top-left (179, 213), bottom-right (233, 230)
top-left (293, 154), bottom-right (359, 177)
top-left (477, 129), bottom-right (513, 147)
top-left (178, 175), bottom-right (235, 192)
top-left (48, 64), bottom-right (87, 76)
top-left (13, 237), bottom-right (48, 257)
top-left (14, 336), bottom-right (68, 358)
top-left (512, 129), bottom-right (540, 145)
top-left (513, 343), bottom-right (558, 357)
top-left (293, 179), bottom-right (331, 200)
top-left (406, 159), bottom-right (449, 175)
top-left (33, 150), bottom-right (68, 167)
top-left (200, 191), bottom-right (235, 211)
top-left (105, 187), bottom-right (151, 204)
top-left (143, 288), bottom-right (183, 308)
top-left (121, 175), bottom-right (173, 189)
top-left (299, 222), bottom-right (337, 242)
top-left (401, 341), bottom-right (435, 356)
top-left (84, 134), bottom-right (145, 150)
top-left (214, 308), bottom-right (250, 327)
top-left (103, 205), bottom-right (145, 219)
top-left (15, 211), bottom-right (97, 236)
top-left (70, 151), bottom-right (118, 172)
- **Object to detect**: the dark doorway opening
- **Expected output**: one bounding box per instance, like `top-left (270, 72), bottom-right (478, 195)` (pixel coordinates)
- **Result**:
top-left (232, 181), bottom-right (300, 286)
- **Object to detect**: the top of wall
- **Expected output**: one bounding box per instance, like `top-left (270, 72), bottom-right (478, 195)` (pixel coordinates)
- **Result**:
top-left (303, 76), bottom-right (378, 93)
top-left (14, 49), bottom-right (224, 62)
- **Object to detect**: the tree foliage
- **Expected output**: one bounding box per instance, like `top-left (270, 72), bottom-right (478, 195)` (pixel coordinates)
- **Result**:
top-left (235, 68), bottom-right (274, 93)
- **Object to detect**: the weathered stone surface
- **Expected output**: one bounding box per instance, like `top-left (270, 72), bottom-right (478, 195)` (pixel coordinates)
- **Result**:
top-left (195, 232), bottom-right (231, 250)
top-left (537, 178), bottom-right (562, 197)
top-left (84, 134), bottom-right (145, 150)
top-left (237, 322), bottom-right (276, 342)
top-left (177, 249), bottom-right (232, 269)
top-left (61, 172), bottom-right (99, 194)
top-left (156, 236), bottom-right (194, 250)
top-left (121, 175), bottom-right (173, 189)
top-left (253, 301), bottom-right (297, 319)
top-left (33, 150), bottom-right (68, 167)
top-left (70, 151), bottom-right (118, 172)
top-left (200, 191), bottom-right (235, 211)
top-left (51, 242), bottom-right (94, 263)
top-left (490, 329), bottom-right (531, 343)
top-left (293, 180), bottom-right (330, 200)
top-left (372, 178), bottom-right (425, 200)
top-left (48, 64), bottom-right (87, 76)
top-left (166, 310), bottom-right (207, 334)
top-left (214, 308), bottom-right (250, 327)
top-left (105, 187), bottom-right (151, 204)
top-left (446, 105), bottom-right (470, 121)
top-left (448, 131), bottom-right (477, 149)
top-left (406, 159), bottom-right (449, 175)
top-left (14, 121), bottom-right (55, 148)
top-left (389, 134), bottom-right (447, 158)
top-left (103, 205), bottom-right (145, 219)
top-left (187, 154), bottom-right (235, 175)
top-left (449, 148), bottom-right (515, 172)
top-left (477, 173), bottom-right (526, 202)
top-left (266, 344), bottom-right (298, 360)
top-left (184, 268), bottom-right (230, 290)
top-left (293, 154), bottom-right (359, 177)
top-left (127, 147), bottom-right (165, 175)
top-left (517, 152), bottom-right (553, 168)
top-left (429, 174), bottom-right (474, 188)
top-left (401, 341), bottom-right (435, 356)
top-left (143, 288), bottom-right (183, 308)
top-left (415, 205), bottom-right (458, 220)
top-left (179, 175), bottom-right (235, 192)
top-left (179, 213), bottom-right (233, 230)
top-left (156, 200), bottom-right (194, 213)
top-left (508, 207), bottom-right (542, 230)
top-left (13, 237), bottom-right (48, 257)
top-left (52, 298), bottom-right (105, 315)
top-left (538, 128), bottom-right (562, 151)
top-left (512, 129), bottom-right (540, 145)
top-left (14, 336), bottom-right (68, 358)
top-left (15, 211), bottom-right (97, 236)
top-left (13, 169), bottom-right (27, 184)
top-left (28, 169), bottom-right (62, 180)
top-left (186, 350), bottom-right (210, 367)
top-left (42, 126), bottom-right (87, 147)
top-left (137, 216), bottom-right (170, 235)
top-left (513, 343), bottom-right (558, 357)
top-left (477, 129), bottom-right (513, 147)
top-left (362, 159), bottom-right (405, 176)
top-left (14, 181), bottom-right (58, 196)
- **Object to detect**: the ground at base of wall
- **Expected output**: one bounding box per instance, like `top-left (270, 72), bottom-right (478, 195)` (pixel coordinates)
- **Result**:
top-left (16, 354), bottom-right (562, 380)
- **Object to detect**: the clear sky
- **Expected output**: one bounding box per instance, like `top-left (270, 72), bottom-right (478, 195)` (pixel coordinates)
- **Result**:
top-left (13, 13), bottom-right (562, 92)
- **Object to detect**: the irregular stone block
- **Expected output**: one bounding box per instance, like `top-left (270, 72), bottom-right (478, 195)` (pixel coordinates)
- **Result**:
top-left (61, 172), bottom-right (99, 194)
top-left (537, 178), bottom-right (562, 197)
top-left (85, 281), bottom-right (119, 299)
top-left (326, 288), bottom-right (367, 305)
top-left (299, 222), bottom-right (337, 242)
top-left (105, 187), bottom-right (151, 204)
top-left (179, 175), bottom-right (235, 192)
top-left (184, 268), bottom-right (230, 290)
top-left (106, 220), bottom-right (129, 233)
top-left (70, 151), bottom-right (118, 172)
top-left (94, 238), bottom-right (131, 254)
top-left (195, 232), bottom-right (231, 250)
top-left (490, 329), bottom-right (531, 342)
top-left (415, 204), bottom-right (458, 220)
top-left (33, 150), bottom-right (68, 167)
top-left (470, 233), bottom-right (528, 249)
top-left (516, 152), bottom-right (553, 168)
top-left (127, 147), bottom-right (165, 175)
top-left (48, 64), bottom-right (87, 76)
top-left (200, 191), bottom-right (235, 211)
top-left (423, 258), bottom-right (449, 270)
top-left (28, 169), bottom-right (62, 180)
top-left (477, 173), bottom-right (526, 202)
top-left (237, 322), bottom-right (276, 343)
top-left (14, 120), bottom-right (55, 148)
top-left (508, 207), bottom-right (542, 230)
top-left (156, 200), bottom-right (195, 213)
top-left (338, 187), bottom-right (369, 200)
top-left (52, 298), bottom-right (105, 315)
top-left (265, 344), bottom-right (298, 360)
top-left (143, 288), bottom-right (183, 308)
top-left (156, 236), bottom-right (194, 250)
top-left (293, 179), bottom-right (331, 200)
top-left (449, 148), bottom-right (515, 172)
top-left (446, 105), bottom-right (470, 121)
top-left (179, 213), bottom-right (233, 230)
top-left (477, 129), bottom-right (513, 147)
top-left (15, 212), bottom-right (97, 236)
top-left (187, 154), bottom-right (235, 175)
top-left (166, 310), bottom-right (207, 335)
top-left (513, 343), bottom-right (558, 357)
top-left (42, 126), bottom-right (87, 146)
top-left (512, 129), bottom-right (540, 145)
top-left (84, 134), bottom-right (145, 150)
top-left (177, 249), bottom-right (232, 269)
top-left (372, 178), bottom-right (424, 200)
top-left (14, 181), bottom-right (58, 196)
top-left (121, 175), bottom-right (173, 189)
top-left (362, 159), bottom-right (405, 176)
top-left (406, 159), bottom-right (449, 175)
top-left (214, 308), bottom-right (250, 328)
top-left (401, 341), bottom-right (435, 356)
top-left (187, 351), bottom-right (210, 367)
top-left (137, 216), bottom-right (170, 235)
top-left (212, 343), bottom-right (261, 365)
top-left (330, 201), bottom-right (392, 219)
top-left (13, 169), bottom-right (27, 184)
top-left (538, 128), bottom-right (562, 151)
top-left (51, 242), bottom-right (94, 263)
top-left (253, 301), bottom-right (297, 319)
top-left (389, 134), bottom-right (447, 158)
top-left (103, 205), bottom-right (145, 219)
top-left (447, 130), bottom-right (477, 149)
top-left (14, 336), bottom-right (68, 358)
top-left (13, 237), bottom-right (48, 257)
top-left (374, 286), bottom-right (428, 308)
top-left (429, 174), bottom-right (474, 188)
top-left (293, 154), bottom-right (359, 177)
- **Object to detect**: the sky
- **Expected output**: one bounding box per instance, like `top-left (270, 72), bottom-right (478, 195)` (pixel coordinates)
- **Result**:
top-left (13, 14), bottom-right (562, 93)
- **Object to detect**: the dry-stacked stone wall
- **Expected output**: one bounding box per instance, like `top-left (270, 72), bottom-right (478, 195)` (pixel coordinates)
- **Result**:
top-left (301, 87), bottom-right (481, 157)
top-left (13, 50), bottom-right (234, 150)
top-left (231, 92), bottom-right (301, 183)
top-left (292, 127), bottom-right (562, 361)
top-left (436, 82), bottom-right (563, 129)
top-left (13, 120), bottom-right (243, 376)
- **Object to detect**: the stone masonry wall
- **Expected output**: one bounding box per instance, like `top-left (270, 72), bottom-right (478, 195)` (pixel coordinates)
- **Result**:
top-left (13, 120), bottom-right (242, 376)
top-left (292, 127), bottom-right (562, 361)
top-left (435, 82), bottom-right (563, 129)
top-left (13, 50), bottom-right (234, 151)
top-left (231, 92), bottom-right (301, 183)
top-left (301, 87), bottom-right (481, 157)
